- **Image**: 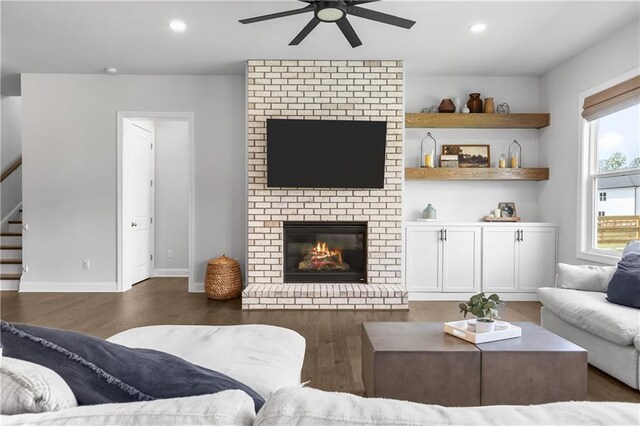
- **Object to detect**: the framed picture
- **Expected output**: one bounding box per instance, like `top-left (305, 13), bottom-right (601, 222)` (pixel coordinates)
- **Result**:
top-left (498, 202), bottom-right (517, 218)
top-left (441, 145), bottom-right (490, 168)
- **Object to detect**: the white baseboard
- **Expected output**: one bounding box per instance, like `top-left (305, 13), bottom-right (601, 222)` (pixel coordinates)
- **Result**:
top-left (409, 292), bottom-right (540, 302)
top-left (19, 281), bottom-right (118, 293)
top-left (153, 268), bottom-right (189, 277)
top-left (190, 282), bottom-right (204, 293)
top-left (0, 281), bottom-right (20, 291)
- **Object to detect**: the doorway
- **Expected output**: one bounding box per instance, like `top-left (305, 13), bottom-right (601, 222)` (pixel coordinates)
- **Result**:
top-left (117, 112), bottom-right (194, 292)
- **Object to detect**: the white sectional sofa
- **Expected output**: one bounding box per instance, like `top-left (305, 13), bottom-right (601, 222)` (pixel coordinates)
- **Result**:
top-left (538, 264), bottom-right (640, 389)
top-left (3, 323), bottom-right (640, 425)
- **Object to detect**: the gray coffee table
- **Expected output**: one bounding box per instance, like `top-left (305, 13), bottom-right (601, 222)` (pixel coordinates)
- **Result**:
top-left (362, 322), bottom-right (587, 406)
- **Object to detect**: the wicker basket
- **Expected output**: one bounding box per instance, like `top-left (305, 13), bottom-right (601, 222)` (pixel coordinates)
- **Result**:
top-left (205, 255), bottom-right (243, 300)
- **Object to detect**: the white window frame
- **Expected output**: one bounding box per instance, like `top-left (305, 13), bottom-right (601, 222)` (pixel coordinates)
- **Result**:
top-left (577, 68), bottom-right (640, 265)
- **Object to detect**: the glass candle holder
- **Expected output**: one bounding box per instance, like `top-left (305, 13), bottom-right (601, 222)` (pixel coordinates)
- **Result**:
top-left (420, 132), bottom-right (437, 168)
top-left (508, 140), bottom-right (522, 168)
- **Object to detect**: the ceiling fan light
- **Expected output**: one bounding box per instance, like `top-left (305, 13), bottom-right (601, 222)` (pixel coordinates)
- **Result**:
top-left (317, 7), bottom-right (345, 22)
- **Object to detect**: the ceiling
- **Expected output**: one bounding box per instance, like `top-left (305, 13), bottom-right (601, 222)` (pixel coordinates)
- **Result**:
top-left (2, 1), bottom-right (639, 94)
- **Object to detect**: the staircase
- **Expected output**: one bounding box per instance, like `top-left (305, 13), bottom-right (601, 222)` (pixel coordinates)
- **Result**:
top-left (1, 210), bottom-right (22, 291)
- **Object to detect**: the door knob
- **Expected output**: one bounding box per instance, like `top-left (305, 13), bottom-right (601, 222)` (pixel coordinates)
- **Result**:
top-left (131, 222), bottom-right (138, 227)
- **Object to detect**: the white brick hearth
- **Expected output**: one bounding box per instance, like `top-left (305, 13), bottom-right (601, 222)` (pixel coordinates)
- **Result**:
top-left (244, 59), bottom-right (407, 310)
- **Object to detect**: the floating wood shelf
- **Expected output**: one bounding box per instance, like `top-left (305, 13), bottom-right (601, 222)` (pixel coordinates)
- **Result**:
top-left (405, 168), bottom-right (550, 181)
top-left (405, 113), bottom-right (550, 129)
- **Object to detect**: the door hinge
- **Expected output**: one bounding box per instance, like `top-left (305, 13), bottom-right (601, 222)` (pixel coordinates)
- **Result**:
top-left (150, 143), bottom-right (153, 149)
top-left (150, 254), bottom-right (153, 261)
top-left (150, 180), bottom-right (153, 187)
top-left (150, 217), bottom-right (153, 224)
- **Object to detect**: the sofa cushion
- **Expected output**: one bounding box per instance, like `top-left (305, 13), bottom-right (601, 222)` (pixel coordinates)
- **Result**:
top-left (0, 357), bottom-right (77, 415)
top-left (254, 387), bottom-right (640, 426)
top-left (1, 390), bottom-right (255, 426)
top-left (607, 252), bottom-right (640, 309)
top-left (556, 263), bottom-right (616, 292)
top-left (107, 324), bottom-right (306, 400)
top-left (537, 287), bottom-right (640, 346)
top-left (0, 322), bottom-right (265, 412)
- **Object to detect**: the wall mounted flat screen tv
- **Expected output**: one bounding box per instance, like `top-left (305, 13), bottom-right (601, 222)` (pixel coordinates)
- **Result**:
top-left (267, 119), bottom-right (387, 189)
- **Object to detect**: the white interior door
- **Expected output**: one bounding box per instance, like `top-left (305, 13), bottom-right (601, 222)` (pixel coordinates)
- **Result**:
top-left (123, 119), bottom-right (154, 288)
top-left (442, 227), bottom-right (481, 292)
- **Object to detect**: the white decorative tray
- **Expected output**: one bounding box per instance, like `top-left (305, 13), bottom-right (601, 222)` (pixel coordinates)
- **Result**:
top-left (444, 319), bottom-right (522, 344)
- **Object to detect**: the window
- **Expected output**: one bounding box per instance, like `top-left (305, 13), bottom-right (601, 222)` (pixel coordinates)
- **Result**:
top-left (580, 74), bottom-right (640, 261)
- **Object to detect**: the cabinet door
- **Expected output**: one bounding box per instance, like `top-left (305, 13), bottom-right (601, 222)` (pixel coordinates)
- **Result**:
top-left (442, 227), bottom-right (481, 292)
top-left (482, 228), bottom-right (519, 292)
top-left (518, 227), bottom-right (557, 292)
top-left (405, 227), bottom-right (442, 292)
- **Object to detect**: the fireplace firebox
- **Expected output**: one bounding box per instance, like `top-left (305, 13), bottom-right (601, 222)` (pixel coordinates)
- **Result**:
top-left (283, 222), bottom-right (367, 283)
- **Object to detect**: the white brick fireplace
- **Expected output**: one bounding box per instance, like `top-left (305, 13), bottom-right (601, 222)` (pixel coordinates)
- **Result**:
top-left (243, 59), bottom-right (407, 310)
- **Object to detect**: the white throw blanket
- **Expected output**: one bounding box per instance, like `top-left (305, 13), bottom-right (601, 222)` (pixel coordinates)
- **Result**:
top-left (255, 387), bottom-right (640, 426)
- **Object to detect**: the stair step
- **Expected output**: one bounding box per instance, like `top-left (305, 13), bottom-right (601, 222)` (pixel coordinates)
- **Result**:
top-left (0, 274), bottom-right (21, 280)
top-left (0, 259), bottom-right (21, 264)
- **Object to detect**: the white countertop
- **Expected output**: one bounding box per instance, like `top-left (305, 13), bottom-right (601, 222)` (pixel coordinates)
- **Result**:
top-left (405, 221), bottom-right (557, 227)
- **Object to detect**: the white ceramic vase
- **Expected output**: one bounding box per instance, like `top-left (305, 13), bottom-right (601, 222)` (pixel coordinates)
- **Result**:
top-left (476, 320), bottom-right (495, 333)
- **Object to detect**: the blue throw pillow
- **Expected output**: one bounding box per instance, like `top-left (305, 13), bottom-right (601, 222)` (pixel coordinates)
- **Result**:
top-left (607, 252), bottom-right (640, 309)
top-left (0, 321), bottom-right (265, 411)
top-left (624, 240), bottom-right (640, 255)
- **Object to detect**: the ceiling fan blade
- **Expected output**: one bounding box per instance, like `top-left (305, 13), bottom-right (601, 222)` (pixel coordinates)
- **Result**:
top-left (346, 5), bottom-right (415, 29)
top-left (336, 17), bottom-right (362, 48)
top-left (346, 1), bottom-right (381, 5)
top-left (239, 5), bottom-right (313, 24)
top-left (289, 17), bottom-right (321, 45)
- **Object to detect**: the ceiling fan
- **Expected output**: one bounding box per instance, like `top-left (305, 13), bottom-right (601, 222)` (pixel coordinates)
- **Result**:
top-left (239, 0), bottom-right (416, 48)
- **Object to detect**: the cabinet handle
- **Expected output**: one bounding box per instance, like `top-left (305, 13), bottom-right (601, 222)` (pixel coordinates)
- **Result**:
top-left (439, 229), bottom-right (443, 241)
top-left (444, 229), bottom-right (448, 241)
top-left (520, 229), bottom-right (524, 242)
top-left (516, 230), bottom-right (520, 242)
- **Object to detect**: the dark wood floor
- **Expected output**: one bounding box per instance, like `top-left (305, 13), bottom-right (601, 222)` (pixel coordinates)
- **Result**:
top-left (2, 278), bottom-right (639, 403)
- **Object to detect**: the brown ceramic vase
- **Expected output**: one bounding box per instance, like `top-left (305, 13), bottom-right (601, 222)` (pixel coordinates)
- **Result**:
top-left (467, 93), bottom-right (483, 113)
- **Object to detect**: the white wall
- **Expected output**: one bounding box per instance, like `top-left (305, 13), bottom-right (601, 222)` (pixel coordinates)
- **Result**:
top-left (1, 95), bottom-right (22, 222)
top-left (153, 119), bottom-right (189, 273)
top-left (539, 20), bottom-right (640, 265)
top-left (21, 74), bottom-right (245, 290)
top-left (404, 76), bottom-right (543, 221)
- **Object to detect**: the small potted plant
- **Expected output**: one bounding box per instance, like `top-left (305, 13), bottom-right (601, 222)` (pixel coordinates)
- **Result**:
top-left (459, 292), bottom-right (504, 333)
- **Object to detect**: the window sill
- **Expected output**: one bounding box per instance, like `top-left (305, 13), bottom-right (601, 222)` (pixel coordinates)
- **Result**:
top-left (576, 249), bottom-right (621, 266)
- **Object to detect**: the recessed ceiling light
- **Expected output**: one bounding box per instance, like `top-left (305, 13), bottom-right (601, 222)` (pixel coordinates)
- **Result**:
top-left (169, 20), bottom-right (187, 32)
top-left (105, 67), bottom-right (118, 75)
top-left (469, 23), bottom-right (487, 33)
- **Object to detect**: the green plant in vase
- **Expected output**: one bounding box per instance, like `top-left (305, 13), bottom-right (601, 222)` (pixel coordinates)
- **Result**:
top-left (459, 292), bottom-right (504, 333)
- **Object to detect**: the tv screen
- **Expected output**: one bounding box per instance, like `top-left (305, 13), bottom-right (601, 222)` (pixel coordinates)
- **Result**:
top-left (267, 119), bottom-right (387, 189)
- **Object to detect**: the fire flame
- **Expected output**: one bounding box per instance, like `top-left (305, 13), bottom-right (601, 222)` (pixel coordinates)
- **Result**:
top-left (312, 241), bottom-right (343, 264)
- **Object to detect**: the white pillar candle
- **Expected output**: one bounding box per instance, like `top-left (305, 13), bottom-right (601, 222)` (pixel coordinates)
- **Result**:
top-left (494, 209), bottom-right (502, 218)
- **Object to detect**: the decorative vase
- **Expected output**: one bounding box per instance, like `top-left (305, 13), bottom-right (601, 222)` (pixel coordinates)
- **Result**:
top-left (476, 320), bottom-right (495, 333)
top-left (438, 98), bottom-right (455, 113)
top-left (484, 97), bottom-right (495, 113)
top-left (461, 106), bottom-right (470, 114)
top-left (454, 97), bottom-right (461, 113)
top-left (467, 93), bottom-right (483, 113)
top-left (423, 204), bottom-right (437, 219)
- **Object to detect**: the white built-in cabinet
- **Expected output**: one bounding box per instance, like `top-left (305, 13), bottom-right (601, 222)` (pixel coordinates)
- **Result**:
top-left (405, 226), bottom-right (481, 293)
top-left (482, 226), bottom-right (557, 293)
top-left (405, 223), bottom-right (557, 300)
